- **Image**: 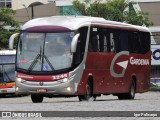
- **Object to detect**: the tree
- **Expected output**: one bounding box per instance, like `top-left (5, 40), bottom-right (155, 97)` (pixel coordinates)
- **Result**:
top-left (71, 0), bottom-right (153, 27)
top-left (0, 7), bottom-right (19, 49)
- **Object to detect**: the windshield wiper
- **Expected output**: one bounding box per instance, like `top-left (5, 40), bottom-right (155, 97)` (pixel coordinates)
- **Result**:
top-left (40, 46), bottom-right (42, 61)
top-left (27, 54), bottom-right (55, 72)
top-left (27, 54), bottom-right (40, 73)
top-left (44, 55), bottom-right (55, 71)
top-left (27, 46), bottom-right (43, 73)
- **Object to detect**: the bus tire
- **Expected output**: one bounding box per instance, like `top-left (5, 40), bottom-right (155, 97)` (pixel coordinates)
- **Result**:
top-left (78, 95), bottom-right (85, 101)
top-left (118, 94), bottom-right (125, 100)
top-left (78, 95), bottom-right (96, 101)
top-left (118, 79), bottom-right (136, 100)
top-left (0, 94), bottom-right (6, 98)
top-left (93, 95), bottom-right (97, 101)
top-left (31, 94), bottom-right (43, 103)
top-left (78, 80), bottom-right (95, 101)
top-left (126, 79), bottom-right (136, 99)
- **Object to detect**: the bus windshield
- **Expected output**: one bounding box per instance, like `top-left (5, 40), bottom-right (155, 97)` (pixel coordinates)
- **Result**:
top-left (0, 55), bottom-right (15, 83)
top-left (16, 32), bottom-right (74, 72)
top-left (0, 64), bottom-right (15, 83)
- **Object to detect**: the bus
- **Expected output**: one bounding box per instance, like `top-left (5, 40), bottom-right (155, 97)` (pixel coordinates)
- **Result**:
top-left (0, 33), bottom-right (18, 97)
top-left (14, 16), bottom-right (151, 103)
top-left (0, 50), bottom-right (16, 97)
top-left (151, 44), bottom-right (160, 86)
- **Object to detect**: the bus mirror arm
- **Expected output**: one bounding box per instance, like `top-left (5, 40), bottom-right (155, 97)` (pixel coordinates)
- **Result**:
top-left (71, 33), bottom-right (80, 53)
top-left (9, 33), bottom-right (19, 49)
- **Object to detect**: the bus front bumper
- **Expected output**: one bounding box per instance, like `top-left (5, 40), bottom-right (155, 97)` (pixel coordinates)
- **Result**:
top-left (0, 87), bottom-right (15, 94)
top-left (15, 77), bottom-right (78, 95)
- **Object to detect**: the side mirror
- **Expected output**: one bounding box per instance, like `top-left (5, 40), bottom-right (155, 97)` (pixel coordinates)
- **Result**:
top-left (9, 33), bottom-right (19, 49)
top-left (71, 33), bottom-right (80, 53)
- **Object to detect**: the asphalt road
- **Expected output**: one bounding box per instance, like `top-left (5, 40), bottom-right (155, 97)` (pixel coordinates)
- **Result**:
top-left (0, 91), bottom-right (160, 120)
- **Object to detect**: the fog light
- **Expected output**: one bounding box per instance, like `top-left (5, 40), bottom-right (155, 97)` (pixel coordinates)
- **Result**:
top-left (16, 87), bottom-right (19, 91)
top-left (67, 87), bottom-right (71, 91)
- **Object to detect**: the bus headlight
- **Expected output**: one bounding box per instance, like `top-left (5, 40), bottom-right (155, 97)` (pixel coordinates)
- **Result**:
top-left (57, 74), bottom-right (75, 83)
top-left (63, 78), bottom-right (68, 82)
top-left (16, 77), bottom-right (25, 83)
top-left (58, 78), bottom-right (69, 83)
top-left (16, 77), bottom-right (22, 82)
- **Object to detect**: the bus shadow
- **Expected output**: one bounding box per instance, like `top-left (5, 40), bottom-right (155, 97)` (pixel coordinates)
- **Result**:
top-left (44, 98), bottom-right (121, 103)
top-left (0, 94), bottom-right (28, 98)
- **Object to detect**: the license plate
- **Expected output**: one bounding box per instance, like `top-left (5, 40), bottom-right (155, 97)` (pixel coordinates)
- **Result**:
top-left (1, 90), bottom-right (7, 93)
top-left (37, 88), bottom-right (47, 93)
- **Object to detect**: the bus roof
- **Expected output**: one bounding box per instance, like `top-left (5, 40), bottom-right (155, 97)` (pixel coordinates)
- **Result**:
top-left (0, 50), bottom-right (16, 55)
top-left (22, 16), bottom-right (150, 32)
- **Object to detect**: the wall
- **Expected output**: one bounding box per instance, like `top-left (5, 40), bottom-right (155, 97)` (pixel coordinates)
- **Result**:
top-left (139, 2), bottom-right (160, 26)
top-left (14, 3), bottom-right (59, 24)
top-left (12, 0), bottom-right (49, 10)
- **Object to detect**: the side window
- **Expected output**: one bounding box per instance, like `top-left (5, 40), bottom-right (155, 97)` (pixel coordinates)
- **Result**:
top-left (113, 31), bottom-right (121, 53)
top-left (110, 30), bottom-right (129, 53)
top-left (99, 29), bottom-right (112, 52)
top-left (88, 28), bottom-right (99, 52)
top-left (120, 31), bottom-right (129, 51)
top-left (89, 27), bottom-right (130, 53)
top-left (74, 27), bottom-right (88, 65)
top-left (89, 27), bottom-right (150, 54)
top-left (99, 29), bottom-right (104, 52)
top-left (89, 27), bottom-right (114, 53)
top-left (129, 32), bottom-right (141, 53)
top-left (110, 33), bottom-right (115, 52)
top-left (140, 32), bottom-right (150, 53)
top-left (129, 31), bottom-right (150, 54)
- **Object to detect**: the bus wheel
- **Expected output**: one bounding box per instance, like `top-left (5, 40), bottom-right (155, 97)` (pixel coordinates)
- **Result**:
top-left (31, 94), bottom-right (43, 103)
top-left (93, 95), bottom-right (97, 101)
top-left (78, 80), bottom-right (95, 101)
top-left (126, 79), bottom-right (136, 99)
top-left (118, 94), bottom-right (125, 100)
top-left (118, 79), bottom-right (136, 100)
top-left (0, 94), bottom-right (6, 98)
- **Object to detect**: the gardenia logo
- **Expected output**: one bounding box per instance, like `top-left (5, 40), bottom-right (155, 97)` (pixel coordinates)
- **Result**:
top-left (110, 51), bottom-right (150, 78)
top-left (110, 51), bottom-right (129, 78)
top-left (130, 57), bottom-right (149, 65)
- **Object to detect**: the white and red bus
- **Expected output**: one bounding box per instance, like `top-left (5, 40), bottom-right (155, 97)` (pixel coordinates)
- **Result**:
top-left (14, 16), bottom-right (151, 103)
top-left (0, 50), bottom-right (16, 96)
top-left (0, 33), bottom-right (19, 97)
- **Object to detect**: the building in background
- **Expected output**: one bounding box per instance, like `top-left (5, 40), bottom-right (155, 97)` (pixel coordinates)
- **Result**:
top-left (131, 0), bottom-right (160, 44)
top-left (12, 0), bottom-right (81, 24)
top-left (11, 0), bottom-right (160, 43)
top-left (14, 3), bottom-right (59, 24)
top-left (0, 0), bottom-right (55, 9)
top-left (0, 0), bottom-right (11, 8)
top-left (12, 0), bottom-right (55, 10)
